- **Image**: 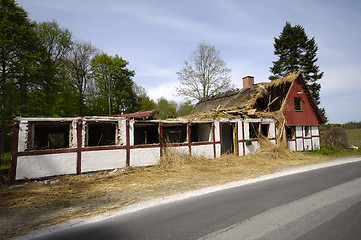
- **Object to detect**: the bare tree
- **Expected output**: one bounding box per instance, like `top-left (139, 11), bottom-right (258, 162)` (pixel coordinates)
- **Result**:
top-left (65, 41), bottom-right (98, 116)
top-left (176, 42), bottom-right (232, 101)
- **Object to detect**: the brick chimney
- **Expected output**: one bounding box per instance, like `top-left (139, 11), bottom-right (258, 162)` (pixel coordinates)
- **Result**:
top-left (242, 76), bottom-right (254, 89)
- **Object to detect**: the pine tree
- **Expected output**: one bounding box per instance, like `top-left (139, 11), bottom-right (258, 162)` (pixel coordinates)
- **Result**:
top-left (269, 22), bottom-right (324, 106)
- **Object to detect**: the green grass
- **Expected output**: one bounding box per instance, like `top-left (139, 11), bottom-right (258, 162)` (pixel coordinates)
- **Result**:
top-left (344, 128), bottom-right (361, 147)
top-left (305, 147), bottom-right (361, 157)
top-left (311, 126), bottom-right (361, 157)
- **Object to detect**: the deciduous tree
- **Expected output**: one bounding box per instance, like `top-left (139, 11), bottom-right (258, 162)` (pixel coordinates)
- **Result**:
top-left (176, 42), bottom-right (232, 101)
top-left (90, 53), bottom-right (136, 115)
top-left (65, 41), bottom-right (98, 116)
top-left (0, 0), bottom-right (40, 166)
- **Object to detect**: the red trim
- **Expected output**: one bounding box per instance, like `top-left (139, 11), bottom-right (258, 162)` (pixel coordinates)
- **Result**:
top-left (17, 148), bottom-right (77, 156)
top-left (190, 141), bottom-right (214, 146)
top-left (235, 122), bottom-right (239, 156)
top-left (219, 123), bottom-right (223, 155)
top-left (242, 121), bottom-right (245, 156)
top-left (159, 122), bottom-right (163, 158)
top-left (212, 123), bottom-right (216, 158)
top-left (126, 120), bottom-right (130, 166)
top-left (9, 121), bottom-right (20, 182)
top-left (76, 119), bottom-right (82, 174)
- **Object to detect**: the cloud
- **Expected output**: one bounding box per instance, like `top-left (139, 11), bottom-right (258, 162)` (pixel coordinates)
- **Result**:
top-left (144, 80), bottom-right (185, 103)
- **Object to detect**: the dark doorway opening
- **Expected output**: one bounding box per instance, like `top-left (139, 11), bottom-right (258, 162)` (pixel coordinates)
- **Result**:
top-left (221, 123), bottom-right (235, 154)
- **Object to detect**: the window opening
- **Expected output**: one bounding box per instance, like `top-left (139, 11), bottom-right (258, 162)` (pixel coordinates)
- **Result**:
top-left (163, 124), bottom-right (187, 143)
top-left (294, 97), bottom-right (302, 111)
top-left (249, 122), bottom-right (260, 139)
top-left (261, 124), bottom-right (270, 137)
top-left (191, 123), bottom-right (212, 142)
top-left (29, 122), bottom-right (70, 150)
top-left (304, 126), bottom-right (310, 137)
top-left (286, 126), bottom-right (296, 139)
top-left (134, 122), bottom-right (159, 145)
top-left (87, 122), bottom-right (116, 146)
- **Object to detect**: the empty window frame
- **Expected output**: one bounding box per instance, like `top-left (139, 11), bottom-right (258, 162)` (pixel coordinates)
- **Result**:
top-left (28, 122), bottom-right (70, 150)
top-left (294, 97), bottom-right (302, 111)
top-left (134, 122), bottom-right (159, 145)
top-left (304, 126), bottom-right (311, 137)
top-left (87, 122), bottom-right (116, 146)
top-left (162, 123), bottom-right (187, 143)
top-left (286, 126), bottom-right (296, 139)
top-left (249, 122), bottom-right (260, 139)
top-left (191, 123), bottom-right (212, 142)
top-left (261, 124), bottom-right (270, 137)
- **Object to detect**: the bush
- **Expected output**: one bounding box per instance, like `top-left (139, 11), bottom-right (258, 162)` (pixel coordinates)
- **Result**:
top-left (323, 128), bottom-right (349, 149)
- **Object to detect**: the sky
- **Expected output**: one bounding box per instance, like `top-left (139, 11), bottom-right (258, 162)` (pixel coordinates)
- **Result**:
top-left (17, 0), bottom-right (361, 124)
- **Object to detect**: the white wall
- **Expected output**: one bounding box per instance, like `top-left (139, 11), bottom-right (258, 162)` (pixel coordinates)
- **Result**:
top-left (288, 140), bottom-right (296, 151)
top-left (16, 153), bottom-right (77, 180)
top-left (245, 141), bottom-right (260, 155)
top-left (18, 120), bottom-right (28, 152)
top-left (214, 122), bottom-right (220, 142)
top-left (130, 148), bottom-right (160, 167)
top-left (81, 149), bottom-right (127, 173)
top-left (192, 144), bottom-right (214, 158)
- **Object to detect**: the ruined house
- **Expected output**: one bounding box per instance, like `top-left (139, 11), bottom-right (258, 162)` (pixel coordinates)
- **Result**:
top-left (9, 72), bottom-right (324, 181)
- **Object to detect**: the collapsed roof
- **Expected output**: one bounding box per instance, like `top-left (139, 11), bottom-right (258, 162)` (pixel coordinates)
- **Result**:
top-left (187, 72), bottom-right (324, 124)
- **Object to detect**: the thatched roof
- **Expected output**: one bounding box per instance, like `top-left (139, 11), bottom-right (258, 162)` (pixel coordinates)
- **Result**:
top-left (187, 72), bottom-right (324, 123)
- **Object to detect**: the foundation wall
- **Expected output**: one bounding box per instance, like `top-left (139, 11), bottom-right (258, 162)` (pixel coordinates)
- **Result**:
top-left (16, 153), bottom-right (77, 180)
top-left (130, 148), bottom-right (160, 167)
top-left (81, 149), bottom-right (127, 173)
top-left (191, 144), bottom-right (215, 159)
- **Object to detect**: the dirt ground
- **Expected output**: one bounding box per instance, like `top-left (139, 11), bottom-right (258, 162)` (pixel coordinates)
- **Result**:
top-left (0, 147), bottom-right (331, 240)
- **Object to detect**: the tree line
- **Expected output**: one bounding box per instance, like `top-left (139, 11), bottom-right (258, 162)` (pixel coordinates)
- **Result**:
top-left (0, 0), bottom-right (193, 163)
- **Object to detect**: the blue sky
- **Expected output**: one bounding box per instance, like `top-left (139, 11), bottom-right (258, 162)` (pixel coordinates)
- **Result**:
top-left (17, 0), bottom-right (361, 124)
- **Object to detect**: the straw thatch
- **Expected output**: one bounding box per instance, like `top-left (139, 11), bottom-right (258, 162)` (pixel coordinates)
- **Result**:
top-left (186, 72), bottom-right (302, 122)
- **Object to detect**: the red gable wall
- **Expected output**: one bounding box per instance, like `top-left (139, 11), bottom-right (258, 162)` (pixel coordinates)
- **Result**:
top-left (283, 78), bottom-right (320, 126)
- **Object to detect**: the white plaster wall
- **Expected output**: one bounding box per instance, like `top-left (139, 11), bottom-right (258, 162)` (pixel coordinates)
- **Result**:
top-left (81, 121), bottom-right (86, 147)
top-left (288, 140), bottom-right (296, 151)
top-left (130, 148), bottom-right (160, 167)
top-left (191, 145), bottom-right (214, 158)
top-left (70, 121), bottom-right (78, 148)
top-left (296, 138), bottom-right (304, 151)
top-left (311, 126), bottom-right (319, 136)
top-left (81, 149), bottom-right (126, 173)
top-left (214, 122), bottom-right (220, 142)
top-left (238, 142), bottom-right (244, 156)
top-left (237, 120), bottom-right (243, 140)
top-left (304, 139), bottom-right (312, 151)
top-left (295, 126), bottom-right (303, 138)
top-left (312, 137), bottom-right (320, 150)
top-left (16, 153), bottom-right (77, 180)
top-left (18, 120), bottom-right (28, 152)
top-left (215, 144), bottom-right (221, 158)
top-left (118, 119), bottom-right (127, 146)
top-left (245, 140), bottom-right (260, 155)
top-left (244, 121), bottom-right (250, 139)
top-left (268, 122), bottom-right (276, 139)
top-left (129, 119), bottom-right (135, 146)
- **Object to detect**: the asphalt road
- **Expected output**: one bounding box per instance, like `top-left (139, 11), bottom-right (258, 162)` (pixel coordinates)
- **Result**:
top-left (30, 159), bottom-right (361, 240)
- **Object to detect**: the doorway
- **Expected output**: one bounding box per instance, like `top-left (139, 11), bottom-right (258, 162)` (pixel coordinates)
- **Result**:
top-left (221, 122), bottom-right (236, 154)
